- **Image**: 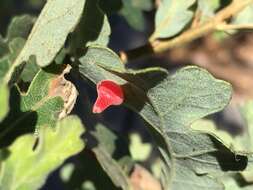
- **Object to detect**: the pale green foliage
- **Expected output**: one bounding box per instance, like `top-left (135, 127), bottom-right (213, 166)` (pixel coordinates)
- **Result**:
top-left (129, 133), bottom-right (152, 161)
top-left (0, 116), bottom-right (85, 190)
top-left (60, 163), bottom-right (75, 183)
top-left (0, 85), bottom-right (9, 121)
top-left (232, 4), bottom-right (253, 25)
top-left (222, 174), bottom-right (253, 190)
top-left (19, 67), bottom-right (64, 128)
top-left (198, 0), bottom-right (220, 18)
top-left (154, 0), bottom-right (196, 38)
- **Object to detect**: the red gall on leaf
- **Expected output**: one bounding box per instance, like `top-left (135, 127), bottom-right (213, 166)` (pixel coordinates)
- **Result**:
top-left (92, 80), bottom-right (124, 113)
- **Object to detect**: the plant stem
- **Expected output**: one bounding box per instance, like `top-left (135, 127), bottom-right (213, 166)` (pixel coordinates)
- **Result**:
top-left (120, 0), bottom-right (253, 62)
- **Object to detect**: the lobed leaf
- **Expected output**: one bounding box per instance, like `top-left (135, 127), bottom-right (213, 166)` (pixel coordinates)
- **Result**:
top-left (0, 116), bottom-right (85, 190)
top-left (77, 46), bottom-right (253, 190)
top-left (0, 65), bottom-right (77, 147)
top-left (145, 67), bottom-right (235, 190)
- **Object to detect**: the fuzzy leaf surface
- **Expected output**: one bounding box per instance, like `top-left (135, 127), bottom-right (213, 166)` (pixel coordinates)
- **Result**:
top-left (153, 0), bottom-right (196, 39)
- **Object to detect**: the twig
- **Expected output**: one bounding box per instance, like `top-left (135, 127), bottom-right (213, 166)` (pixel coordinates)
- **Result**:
top-left (120, 0), bottom-right (253, 62)
top-left (216, 23), bottom-right (253, 31)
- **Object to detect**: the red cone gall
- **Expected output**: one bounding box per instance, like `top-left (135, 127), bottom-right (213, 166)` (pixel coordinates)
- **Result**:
top-left (92, 80), bottom-right (124, 113)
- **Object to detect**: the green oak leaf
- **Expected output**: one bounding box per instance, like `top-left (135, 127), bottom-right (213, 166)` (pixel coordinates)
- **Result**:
top-left (78, 46), bottom-right (252, 190)
top-left (153, 0), bottom-right (196, 39)
top-left (4, 0), bottom-right (86, 85)
top-left (0, 116), bottom-right (85, 190)
top-left (0, 65), bottom-right (66, 147)
top-left (144, 67), bottom-right (237, 190)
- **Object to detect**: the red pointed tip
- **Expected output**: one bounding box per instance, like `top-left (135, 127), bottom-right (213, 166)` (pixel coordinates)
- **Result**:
top-left (92, 80), bottom-right (124, 113)
top-left (92, 104), bottom-right (102, 113)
